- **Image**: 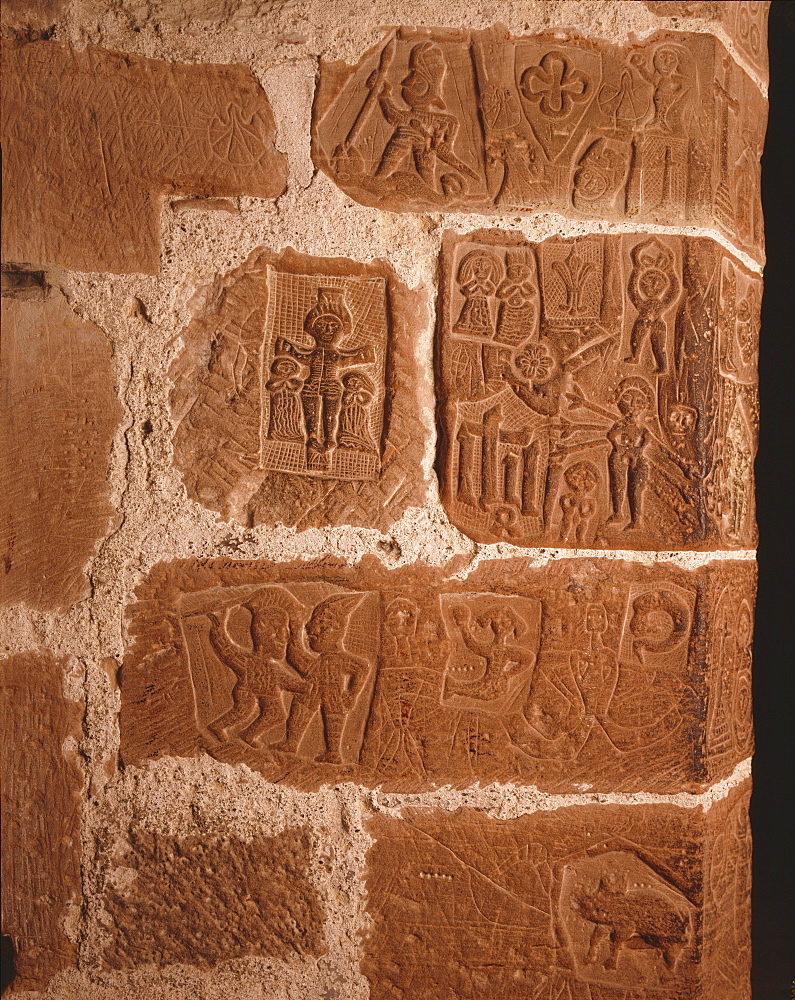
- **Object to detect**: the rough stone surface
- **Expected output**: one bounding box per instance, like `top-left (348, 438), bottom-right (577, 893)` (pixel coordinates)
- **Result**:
top-left (363, 779), bottom-right (751, 1000)
top-left (1, 39), bottom-right (287, 274)
top-left (102, 826), bottom-right (326, 970)
top-left (437, 230), bottom-right (759, 550)
top-left (313, 28), bottom-right (765, 260)
top-left (1, 651), bottom-right (84, 992)
top-left (120, 555), bottom-right (754, 793)
top-left (0, 286), bottom-right (123, 610)
top-left (169, 247), bottom-right (430, 530)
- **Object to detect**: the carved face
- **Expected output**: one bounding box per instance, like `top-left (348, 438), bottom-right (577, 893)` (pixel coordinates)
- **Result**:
top-left (585, 603), bottom-right (608, 634)
top-left (305, 607), bottom-right (340, 652)
top-left (653, 47), bottom-right (680, 75)
top-left (251, 608), bottom-right (290, 657)
top-left (272, 357), bottom-right (300, 378)
top-left (564, 461), bottom-right (599, 494)
top-left (637, 267), bottom-right (670, 302)
top-left (309, 314), bottom-right (344, 345)
top-left (617, 387), bottom-right (649, 417)
top-left (385, 599), bottom-right (418, 639)
top-left (479, 606), bottom-right (519, 640)
top-left (667, 404), bottom-right (698, 436)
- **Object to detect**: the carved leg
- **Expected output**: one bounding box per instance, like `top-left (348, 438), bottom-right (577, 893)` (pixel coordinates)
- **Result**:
top-left (650, 318), bottom-right (668, 373)
top-left (627, 458), bottom-right (647, 529)
top-left (239, 695), bottom-right (285, 748)
top-left (317, 707), bottom-right (346, 764)
top-left (272, 699), bottom-right (315, 754)
top-left (606, 453), bottom-right (626, 524)
top-left (375, 135), bottom-right (412, 179)
top-left (585, 923), bottom-right (609, 965)
top-left (208, 686), bottom-right (258, 741)
top-left (623, 318), bottom-right (646, 364)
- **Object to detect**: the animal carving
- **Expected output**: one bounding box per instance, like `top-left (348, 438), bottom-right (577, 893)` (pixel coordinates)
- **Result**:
top-left (571, 872), bottom-right (692, 973)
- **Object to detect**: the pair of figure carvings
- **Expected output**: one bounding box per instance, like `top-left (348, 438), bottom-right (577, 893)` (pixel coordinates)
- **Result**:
top-left (439, 232), bottom-right (759, 549)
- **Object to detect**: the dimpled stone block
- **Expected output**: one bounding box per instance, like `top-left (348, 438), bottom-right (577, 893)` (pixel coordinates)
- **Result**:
top-left (362, 780), bottom-right (751, 1000)
top-left (1, 39), bottom-right (286, 274)
top-left (0, 286), bottom-right (123, 611)
top-left (437, 230), bottom-right (759, 551)
top-left (168, 247), bottom-right (430, 530)
top-left (101, 825), bottom-right (326, 970)
top-left (119, 556), bottom-right (754, 794)
top-left (1, 651), bottom-right (84, 993)
top-left (312, 27), bottom-right (765, 260)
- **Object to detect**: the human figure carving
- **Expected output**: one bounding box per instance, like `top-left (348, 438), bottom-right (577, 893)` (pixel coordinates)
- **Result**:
top-left (446, 604), bottom-right (535, 701)
top-left (206, 598), bottom-right (301, 747)
top-left (494, 253), bottom-right (536, 345)
top-left (264, 356), bottom-right (305, 442)
top-left (374, 41), bottom-right (479, 197)
top-left (337, 371), bottom-right (378, 453)
top-left (570, 603), bottom-right (619, 719)
top-left (606, 377), bottom-right (654, 530)
top-left (558, 461), bottom-right (600, 545)
top-left (275, 288), bottom-right (374, 470)
top-left (274, 594), bottom-right (369, 764)
top-left (452, 250), bottom-right (503, 336)
top-left (629, 46), bottom-right (690, 135)
top-left (624, 238), bottom-right (679, 373)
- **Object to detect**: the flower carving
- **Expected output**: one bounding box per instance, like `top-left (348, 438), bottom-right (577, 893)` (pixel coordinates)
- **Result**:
top-left (519, 51), bottom-right (592, 120)
top-left (515, 343), bottom-right (555, 383)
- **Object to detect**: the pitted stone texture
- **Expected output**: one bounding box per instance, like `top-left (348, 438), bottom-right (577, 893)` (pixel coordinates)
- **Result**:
top-left (102, 826), bottom-right (326, 971)
top-left (0, 287), bottom-right (123, 611)
top-left (437, 230), bottom-right (759, 551)
top-left (641, 2), bottom-right (769, 83)
top-left (169, 247), bottom-right (430, 531)
top-left (313, 28), bottom-right (765, 261)
top-left (1, 39), bottom-right (286, 274)
top-left (363, 781), bottom-right (751, 1000)
top-left (120, 556), bottom-right (754, 794)
top-left (1, 651), bottom-right (83, 993)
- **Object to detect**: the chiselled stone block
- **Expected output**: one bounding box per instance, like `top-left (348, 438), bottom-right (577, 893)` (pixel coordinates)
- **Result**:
top-left (437, 231), bottom-right (759, 551)
top-left (641, 2), bottom-right (770, 83)
top-left (362, 781), bottom-right (751, 1000)
top-left (102, 826), bottom-right (326, 969)
top-left (1, 39), bottom-right (286, 274)
top-left (169, 247), bottom-right (429, 530)
top-left (1, 652), bottom-right (83, 993)
top-left (1, 287), bottom-right (123, 610)
top-left (312, 28), bottom-right (765, 259)
top-left (120, 556), bottom-right (754, 793)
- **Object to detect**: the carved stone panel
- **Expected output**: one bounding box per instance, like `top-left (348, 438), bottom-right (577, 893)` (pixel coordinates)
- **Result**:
top-left (362, 781), bottom-right (751, 1000)
top-left (103, 826), bottom-right (326, 969)
top-left (120, 556), bottom-right (754, 794)
top-left (437, 231), bottom-right (759, 551)
top-left (1, 39), bottom-right (287, 274)
top-left (1, 652), bottom-right (84, 993)
top-left (312, 28), bottom-right (765, 259)
top-left (169, 247), bottom-right (429, 530)
top-left (1, 287), bottom-right (123, 610)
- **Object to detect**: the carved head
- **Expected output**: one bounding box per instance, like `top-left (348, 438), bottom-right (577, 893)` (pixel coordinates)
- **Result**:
top-left (342, 370), bottom-right (375, 393)
top-left (304, 288), bottom-right (352, 346)
top-left (585, 602), bottom-right (609, 635)
top-left (563, 460), bottom-right (599, 495)
top-left (667, 403), bottom-right (698, 436)
top-left (384, 597), bottom-right (418, 639)
top-left (456, 249), bottom-right (503, 288)
top-left (271, 356), bottom-right (300, 378)
top-left (614, 377), bottom-right (654, 417)
top-left (653, 45), bottom-right (681, 75)
top-left (402, 41), bottom-right (447, 109)
top-left (305, 594), bottom-right (362, 652)
top-left (477, 605), bottom-right (525, 640)
top-left (246, 606), bottom-right (290, 657)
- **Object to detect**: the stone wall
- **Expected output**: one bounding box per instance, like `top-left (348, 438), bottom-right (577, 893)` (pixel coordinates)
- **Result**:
top-left (1, 2), bottom-right (767, 997)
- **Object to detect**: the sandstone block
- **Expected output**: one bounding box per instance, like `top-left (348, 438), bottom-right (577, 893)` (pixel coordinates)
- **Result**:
top-left (120, 556), bottom-right (754, 793)
top-left (437, 231), bottom-right (759, 550)
top-left (0, 287), bottom-right (123, 610)
top-left (312, 28), bottom-right (765, 259)
top-left (362, 781), bottom-right (751, 1000)
top-left (1, 652), bottom-right (84, 993)
top-left (102, 826), bottom-right (326, 970)
top-left (1, 40), bottom-right (287, 274)
top-left (169, 247), bottom-right (429, 530)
